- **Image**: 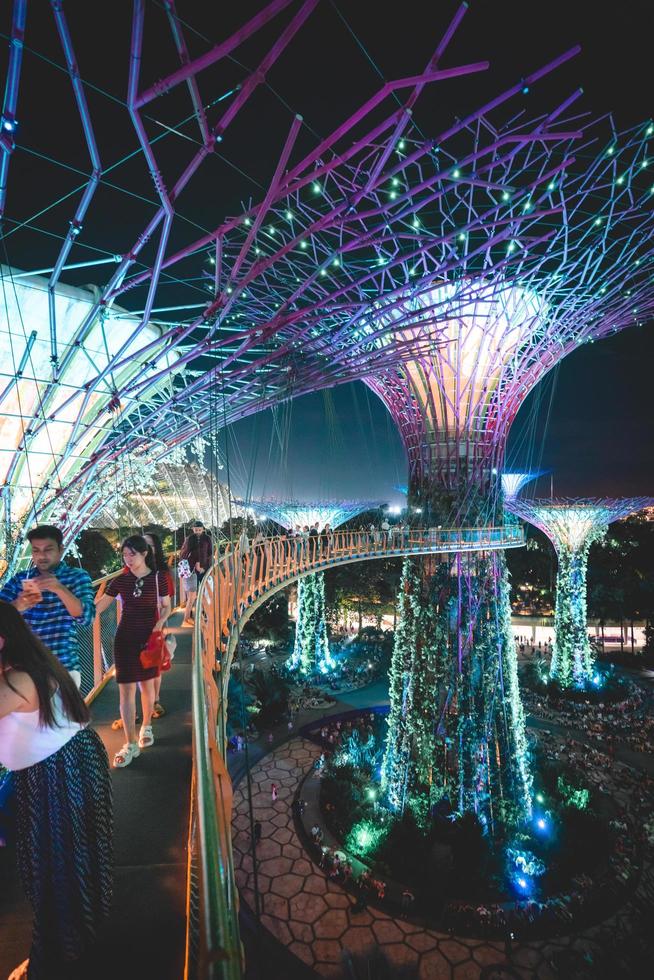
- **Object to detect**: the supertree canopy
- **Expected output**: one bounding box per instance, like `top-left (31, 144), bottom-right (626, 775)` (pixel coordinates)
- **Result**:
top-left (501, 472), bottom-right (542, 501)
top-left (506, 498), bottom-right (653, 688)
top-left (251, 500), bottom-right (380, 532)
top-left (247, 499), bottom-right (379, 675)
top-left (0, 0), bottom-right (602, 555)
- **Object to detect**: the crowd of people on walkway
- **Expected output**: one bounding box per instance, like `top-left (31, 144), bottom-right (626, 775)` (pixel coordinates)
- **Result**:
top-left (0, 518), bottom-right (205, 978)
top-left (0, 524), bottom-right (111, 978)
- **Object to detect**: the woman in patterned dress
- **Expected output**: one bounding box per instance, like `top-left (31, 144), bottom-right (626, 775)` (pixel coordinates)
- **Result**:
top-left (95, 535), bottom-right (171, 768)
top-left (0, 600), bottom-right (112, 979)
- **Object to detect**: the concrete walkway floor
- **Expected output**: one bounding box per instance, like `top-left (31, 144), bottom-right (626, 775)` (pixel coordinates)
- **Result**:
top-left (0, 620), bottom-right (192, 980)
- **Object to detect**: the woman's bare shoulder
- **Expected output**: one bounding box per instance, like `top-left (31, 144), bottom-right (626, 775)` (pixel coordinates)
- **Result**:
top-left (0, 668), bottom-right (39, 714)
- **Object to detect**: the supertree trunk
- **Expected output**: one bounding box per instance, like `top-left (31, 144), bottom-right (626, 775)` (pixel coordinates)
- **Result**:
top-left (550, 547), bottom-right (594, 688)
top-left (382, 559), bottom-right (446, 825)
top-left (381, 560), bottom-right (420, 813)
top-left (434, 551), bottom-right (532, 830)
top-left (288, 572), bottom-right (333, 675)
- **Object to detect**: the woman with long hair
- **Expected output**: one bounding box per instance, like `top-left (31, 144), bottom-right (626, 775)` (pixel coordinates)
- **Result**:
top-left (0, 601), bottom-right (112, 979)
top-left (143, 531), bottom-right (174, 719)
top-left (95, 535), bottom-right (171, 768)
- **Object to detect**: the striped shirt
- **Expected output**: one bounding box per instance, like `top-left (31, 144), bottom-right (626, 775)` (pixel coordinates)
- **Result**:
top-left (0, 563), bottom-right (95, 672)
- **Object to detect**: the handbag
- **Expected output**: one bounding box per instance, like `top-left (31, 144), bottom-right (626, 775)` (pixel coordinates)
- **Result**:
top-left (140, 629), bottom-right (167, 670)
top-left (178, 558), bottom-right (192, 579)
top-left (138, 572), bottom-right (175, 671)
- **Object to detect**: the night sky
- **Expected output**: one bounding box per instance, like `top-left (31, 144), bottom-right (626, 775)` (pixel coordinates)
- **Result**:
top-left (2, 1), bottom-right (653, 502)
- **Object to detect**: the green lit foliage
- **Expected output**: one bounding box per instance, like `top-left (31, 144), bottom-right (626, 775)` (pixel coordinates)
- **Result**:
top-left (506, 845), bottom-right (546, 878)
top-left (381, 559), bottom-right (421, 811)
top-left (557, 776), bottom-right (590, 810)
top-left (450, 553), bottom-right (533, 828)
top-left (333, 726), bottom-right (381, 774)
top-left (288, 571), bottom-right (331, 674)
top-left (550, 542), bottom-right (598, 688)
top-left (346, 819), bottom-right (388, 858)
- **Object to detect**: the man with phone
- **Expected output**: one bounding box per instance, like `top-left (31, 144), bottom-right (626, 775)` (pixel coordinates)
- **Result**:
top-left (0, 524), bottom-right (95, 686)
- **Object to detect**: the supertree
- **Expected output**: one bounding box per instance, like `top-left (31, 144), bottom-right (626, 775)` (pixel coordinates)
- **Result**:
top-left (361, 110), bottom-right (654, 827)
top-left (506, 498), bottom-right (653, 688)
top-left (248, 499), bottom-right (379, 674)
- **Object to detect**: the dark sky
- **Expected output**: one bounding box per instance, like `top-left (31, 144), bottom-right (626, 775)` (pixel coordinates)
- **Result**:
top-left (2, 1), bottom-right (653, 501)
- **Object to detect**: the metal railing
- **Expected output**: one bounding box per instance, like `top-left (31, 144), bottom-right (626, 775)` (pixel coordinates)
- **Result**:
top-left (78, 569), bottom-right (124, 700)
top-left (187, 523), bottom-right (524, 977)
top-left (187, 572), bottom-right (242, 979)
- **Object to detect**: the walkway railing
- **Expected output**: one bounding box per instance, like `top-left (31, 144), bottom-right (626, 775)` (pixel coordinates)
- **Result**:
top-left (188, 522), bottom-right (523, 977)
top-left (78, 569), bottom-right (123, 700)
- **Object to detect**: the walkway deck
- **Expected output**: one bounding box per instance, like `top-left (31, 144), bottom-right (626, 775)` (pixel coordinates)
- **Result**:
top-left (0, 618), bottom-right (192, 980)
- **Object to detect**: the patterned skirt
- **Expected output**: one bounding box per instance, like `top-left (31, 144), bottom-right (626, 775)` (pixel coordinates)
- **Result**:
top-left (14, 727), bottom-right (113, 978)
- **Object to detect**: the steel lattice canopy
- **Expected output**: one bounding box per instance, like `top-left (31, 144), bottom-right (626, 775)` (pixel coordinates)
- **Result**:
top-left (244, 499), bottom-right (382, 530)
top-left (506, 497), bottom-right (654, 551)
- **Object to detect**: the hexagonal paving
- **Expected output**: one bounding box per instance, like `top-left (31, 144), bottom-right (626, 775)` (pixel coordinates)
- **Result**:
top-left (232, 736), bottom-right (654, 978)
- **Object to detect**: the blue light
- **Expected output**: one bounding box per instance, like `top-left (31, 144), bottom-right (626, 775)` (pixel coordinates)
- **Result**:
top-left (592, 674), bottom-right (601, 686)
top-left (537, 818), bottom-right (546, 830)
top-left (2, 118), bottom-right (17, 133)
top-left (518, 877), bottom-right (527, 889)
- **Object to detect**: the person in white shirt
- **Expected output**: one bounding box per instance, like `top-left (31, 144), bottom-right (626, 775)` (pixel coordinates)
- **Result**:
top-left (0, 601), bottom-right (112, 980)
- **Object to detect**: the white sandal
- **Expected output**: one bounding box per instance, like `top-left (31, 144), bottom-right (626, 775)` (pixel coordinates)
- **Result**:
top-left (114, 742), bottom-right (140, 768)
top-left (139, 725), bottom-right (154, 748)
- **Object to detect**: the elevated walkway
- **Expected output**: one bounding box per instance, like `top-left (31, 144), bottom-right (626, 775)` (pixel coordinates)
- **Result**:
top-left (0, 618), bottom-right (192, 980)
top-left (200, 524), bottom-right (524, 687)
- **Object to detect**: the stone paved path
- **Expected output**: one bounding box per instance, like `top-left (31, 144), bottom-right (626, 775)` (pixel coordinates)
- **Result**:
top-left (232, 735), bottom-right (654, 979)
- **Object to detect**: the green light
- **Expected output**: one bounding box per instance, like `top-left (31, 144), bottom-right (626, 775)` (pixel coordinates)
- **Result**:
top-left (650, 186), bottom-right (654, 194)
top-left (313, 182), bottom-right (321, 193)
top-left (452, 168), bottom-right (460, 179)
top-left (458, 233), bottom-right (466, 241)
top-left (389, 190), bottom-right (397, 199)
top-left (332, 258), bottom-right (340, 267)
top-left (412, 217), bottom-right (420, 228)
top-left (243, 217), bottom-right (251, 226)
top-left (378, 257), bottom-right (385, 266)
top-left (269, 225), bottom-right (275, 234)
top-left (346, 820), bottom-right (386, 856)
top-left (523, 200), bottom-right (532, 212)
top-left (536, 793), bottom-right (544, 804)
top-left (502, 191), bottom-right (510, 201)
top-left (548, 182), bottom-right (556, 191)
top-left (255, 247), bottom-right (261, 255)
top-left (507, 242), bottom-right (516, 253)
top-left (320, 268), bottom-right (327, 276)
top-left (607, 146), bottom-right (615, 155)
top-left (617, 176), bottom-right (625, 185)
top-left (594, 217), bottom-right (602, 226)
top-left (648, 125), bottom-right (654, 136)
top-left (398, 139), bottom-right (406, 150)
top-left (367, 788), bottom-right (376, 800)
top-left (285, 210), bottom-right (293, 220)
top-left (300, 241), bottom-right (308, 249)
top-left (642, 159), bottom-right (648, 168)
top-left (226, 287), bottom-right (233, 294)
top-left (392, 177), bottom-right (400, 187)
